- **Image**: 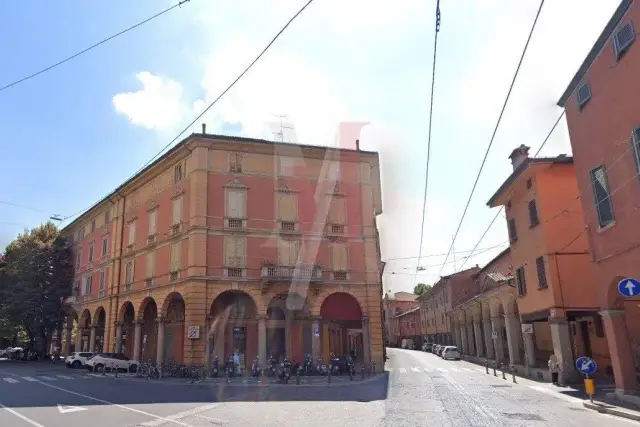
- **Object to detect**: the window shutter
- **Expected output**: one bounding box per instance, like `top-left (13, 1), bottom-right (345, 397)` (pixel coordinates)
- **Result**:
top-left (508, 219), bottom-right (517, 241)
top-left (146, 252), bottom-right (155, 278)
top-left (331, 244), bottom-right (348, 271)
top-left (170, 243), bottom-right (180, 271)
top-left (278, 193), bottom-right (297, 221)
top-left (329, 197), bottom-right (346, 224)
top-left (99, 270), bottom-right (105, 290)
top-left (128, 222), bottom-right (136, 245)
top-left (288, 240), bottom-right (299, 266)
top-left (125, 262), bottom-right (133, 283)
top-left (535, 256), bottom-right (547, 288)
top-left (88, 243), bottom-right (94, 262)
top-left (172, 198), bottom-right (182, 225)
top-left (227, 190), bottom-right (243, 218)
top-left (614, 21), bottom-right (635, 59)
top-left (528, 200), bottom-right (539, 227)
top-left (149, 210), bottom-right (157, 235)
top-left (277, 239), bottom-right (288, 265)
top-left (102, 238), bottom-right (108, 256)
top-left (225, 237), bottom-right (239, 266)
top-left (235, 238), bottom-right (246, 267)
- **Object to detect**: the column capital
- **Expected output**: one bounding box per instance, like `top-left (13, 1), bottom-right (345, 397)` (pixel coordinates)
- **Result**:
top-left (134, 319), bottom-right (144, 326)
top-left (156, 316), bottom-right (166, 324)
top-left (599, 309), bottom-right (625, 318)
top-left (113, 321), bottom-right (124, 327)
top-left (548, 316), bottom-right (568, 324)
top-left (256, 314), bottom-right (268, 321)
top-left (309, 316), bottom-right (322, 322)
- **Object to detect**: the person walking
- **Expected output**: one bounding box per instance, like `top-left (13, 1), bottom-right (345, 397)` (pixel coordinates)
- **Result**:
top-left (548, 354), bottom-right (561, 386)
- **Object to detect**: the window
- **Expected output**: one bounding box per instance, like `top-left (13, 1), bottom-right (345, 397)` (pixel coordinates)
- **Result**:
top-left (576, 83), bottom-right (591, 109)
top-left (536, 256), bottom-right (547, 289)
top-left (174, 163), bottom-right (184, 183)
top-left (99, 270), bottom-right (106, 291)
top-left (226, 190), bottom-right (246, 218)
top-left (590, 165), bottom-right (615, 228)
top-left (172, 198), bottom-right (182, 225)
top-left (146, 252), bottom-right (155, 278)
top-left (508, 218), bottom-right (517, 242)
top-left (230, 153), bottom-right (243, 173)
top-left (613, 21), bottom-right (635, 60)
top-left (125, 261), bottom-right (134, 284)
top-left (526, 178), bottom-right (532, 190)
top-left (83, 275), bottom-right (92, 295)
top-left (528, 199), bottom-right (539, 227)
top-left (88, 242), bottom-right (94, 263)
top-left (101, 237), bottom-right (108, 257)
top-left (516, 267), bottom-right (526, 296)
top-left (228, 268), bottom-right (243, 278)
top-left (330, 244), bottom-right (348, 271)
top-left (75, 251), bottom-right (81, 269)
top-left (91, 220), bottom-right (96, 233)
top-left (128, 222), bottom-right (136, 246)
top-left (170, 243), bottom-right (181, 272)
top-left (631, 127), bottom-right (640, 176)
top-left (148, 210), bottom-right (157, 235)
top-left (280, 221), bottom-right (296, 232)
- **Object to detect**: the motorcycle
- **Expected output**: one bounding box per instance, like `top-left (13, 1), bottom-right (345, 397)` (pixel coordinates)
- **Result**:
top-left (278, 359), bottom-right (292, 384)
top-left (316, 358), bottom-right (328, 376)
top-left (210, 357), bottom-right (219, 377)
top-left (251, 357), bottom-right (261, 377)
top-left (302, 354), bottom-right (313, 376)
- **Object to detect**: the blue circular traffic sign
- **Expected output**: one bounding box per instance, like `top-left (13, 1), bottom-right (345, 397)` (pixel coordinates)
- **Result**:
top-left (617, 278), bottom-right (640, 297)
top-left (576, 356), bottom-right (597, 375)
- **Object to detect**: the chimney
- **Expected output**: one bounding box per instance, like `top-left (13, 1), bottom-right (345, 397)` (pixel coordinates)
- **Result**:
top-left (355, 139), bottom-right (360, 151)
top-left (202, 123), bottom-right (207, 134)
top-left (508, 144), bottom-right (530, 170)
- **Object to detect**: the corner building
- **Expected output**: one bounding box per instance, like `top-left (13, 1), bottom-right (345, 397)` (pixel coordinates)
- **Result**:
top-left (60, 133), bottom-right (384, 371)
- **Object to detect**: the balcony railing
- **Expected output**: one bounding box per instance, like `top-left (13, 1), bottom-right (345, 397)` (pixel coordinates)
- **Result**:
top-left (260, 265), bottom-right (323, 282)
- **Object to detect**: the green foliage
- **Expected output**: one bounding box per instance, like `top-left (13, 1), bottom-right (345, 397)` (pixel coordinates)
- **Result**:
top-left (413, 283), bottom-right (432, 295)
top-left (0, 222), bottom-right (72, 349)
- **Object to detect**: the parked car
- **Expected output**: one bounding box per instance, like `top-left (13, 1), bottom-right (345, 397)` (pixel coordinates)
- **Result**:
top-left (65, 352), bottom-right (94, 369)
top-left (433, 345), bottom-right (441, 355)
top-left (85, 352), bottom-right (138, 373)
top-left (440, 346), bottom-right (461, 360)
top-left (421, 342), bottom-right (431, 352)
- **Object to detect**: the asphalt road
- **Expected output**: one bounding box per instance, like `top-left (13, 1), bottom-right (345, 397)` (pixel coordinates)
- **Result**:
top-left (0, 350), bottom-right (636, 426)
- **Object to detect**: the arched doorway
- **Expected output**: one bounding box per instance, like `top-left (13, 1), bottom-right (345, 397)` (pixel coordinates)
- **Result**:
top-left (267, 293), bottom-right (311, 362)
top-left (320, 293), bottom-right (363, 362)
top-left (64, 311), bottom-right (79, 355)
top-left (79, 309), bottom-right (92, 352)
top-left (210, 291), bottom-right (257, 371)
top-left (119, 302), bottom-right (135, 357)
top-left (163, 293), bottom-right (185, 364)
top-left (140, 298), bottom-right (158, 362)
top-left (94, 307), bottom-right (106, 353)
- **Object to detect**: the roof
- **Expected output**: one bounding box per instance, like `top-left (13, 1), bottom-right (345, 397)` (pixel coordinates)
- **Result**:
top-left (486, 155), bottom-right (573, 207)
top-left (416, 266), bottom-right (480, 300)
top-left (557, 0), bottom-right (632, 107)
top-left (61, 133), bottom-right (379, 233)
top-left (394, 306), bottom-right (420, 318)
top-left (477, 247), bottom-right (510, 275)
top-left (486, 272), bottom-right (512, 283)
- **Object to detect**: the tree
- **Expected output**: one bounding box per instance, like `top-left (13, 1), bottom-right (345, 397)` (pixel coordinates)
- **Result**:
top-left (413, 283), bottom-right (432, 295)
top-left (0, 222), bottom-right (72, 351)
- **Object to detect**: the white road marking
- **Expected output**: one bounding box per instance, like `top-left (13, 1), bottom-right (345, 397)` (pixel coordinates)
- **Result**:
top-left (410, 367), bottom-right (421, 372)
top-left (422, 367), bottom-right (432, 372)
top-left (56, 375), bottom-right (74, 380)
top-left (139, 403), bottom-right (221, 426)
top-left (463, 368), bottom-right (475, 372)
top-left (436, 368), bottom-right (447, 372)
top-left (2, 378), bottom-right (18, 383)
top-left (398, 368), bottom-right (407, 373)
top-left (36, 381), bottom-right (194, 427)
top-left (0, 401), bottom-right (45, 427)
top-left (22, 377), bottom-right (38, 382)
top-left (39, 376), bottom-right (56, 381)
top-left (450, 368), bottom-right (461, 372)
top-left (57, 404), bottom-right (87, 414)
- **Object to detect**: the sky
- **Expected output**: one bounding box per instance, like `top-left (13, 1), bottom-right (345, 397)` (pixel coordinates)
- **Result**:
top-left (0, 0), bottom-right (622, 293)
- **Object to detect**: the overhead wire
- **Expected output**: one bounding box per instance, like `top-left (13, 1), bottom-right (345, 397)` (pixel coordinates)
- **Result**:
top-left (413, 0), bottom-right (442, 284)
top-left (60, 0), bottom-right (317, 224)
top-left (0, 0), bottom-right (192, 93)
top-left (438, 0), bottom-right (546, 276)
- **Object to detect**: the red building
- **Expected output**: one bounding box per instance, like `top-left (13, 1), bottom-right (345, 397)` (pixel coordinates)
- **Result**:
top-left (557, 0), bottom-right (640, 393)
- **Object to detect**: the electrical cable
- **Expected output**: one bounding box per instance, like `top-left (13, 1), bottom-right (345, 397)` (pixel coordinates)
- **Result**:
top-left (0, 0), bottom-right (192, 93)
top-left (438, 0), bottom-right (546, 276)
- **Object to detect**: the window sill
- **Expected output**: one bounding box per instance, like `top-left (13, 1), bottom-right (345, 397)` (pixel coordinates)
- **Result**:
top-left (537, 285), bottom-right (548, 291)
top-left (597, 220), bottom-right (616, 233)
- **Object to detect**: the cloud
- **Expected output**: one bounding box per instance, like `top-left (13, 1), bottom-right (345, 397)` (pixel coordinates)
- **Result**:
top-left (112, 72), bottom-right (185, 132)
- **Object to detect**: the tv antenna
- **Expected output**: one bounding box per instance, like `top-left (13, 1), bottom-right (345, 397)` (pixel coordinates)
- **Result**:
top-left (272, 114), bottom-right (293, 143)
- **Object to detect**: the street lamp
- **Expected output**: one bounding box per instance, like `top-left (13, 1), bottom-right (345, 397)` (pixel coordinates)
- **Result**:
top-left (49, 215), bottom-right (62, 222)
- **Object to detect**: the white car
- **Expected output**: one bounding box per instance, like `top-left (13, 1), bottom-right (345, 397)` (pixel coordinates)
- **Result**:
top-left (65, 352), bottom-right (94, 369)
top-left (440, 346), bottom-right (461, 360)
top-left (85, 352), bottom-right (138, 373)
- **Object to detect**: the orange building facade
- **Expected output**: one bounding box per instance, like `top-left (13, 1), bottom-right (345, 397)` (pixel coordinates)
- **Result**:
top-left (486, 146), bottom-right (607, 384)
top-left (383, 291), bottom-right (418, 346)
top-left (60, 132), bottom-right (384, 370)
top-left (558, 0), bottom-right (640, 393)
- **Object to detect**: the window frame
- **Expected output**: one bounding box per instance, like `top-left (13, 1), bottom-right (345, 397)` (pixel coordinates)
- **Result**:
top-left (589, 164), bottom-right (615, 228)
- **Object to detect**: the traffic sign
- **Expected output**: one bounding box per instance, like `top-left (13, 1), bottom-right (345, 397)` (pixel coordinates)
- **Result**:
top-left (617, 278), bottom-right (640, 297)
top-left (576, 356), bottom-right (597, 375)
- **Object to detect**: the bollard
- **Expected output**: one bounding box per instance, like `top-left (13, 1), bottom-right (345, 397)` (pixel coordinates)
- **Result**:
top-left (510, 364), bottom-right (517, 383)
top-left (349, 366), bottom-right (353, 381)
top-left (328, 365), bottom-right (332, 384)
top-left (485, 360), bottom-right (489, 374)
top-left (101, 365), bottom-right (106, 376)
top-left (113, 363), bottom-right (118, 378)
top-left (502, 364), bottom-right (506, 380)
top-left (361, 364), bottom-right (365, 380)
top-left (493, 362), bottom-right (497, 377)
top-left (296, 367), bottom-right (301, 385)
top-left (372, 362), bottom-right (376, 374)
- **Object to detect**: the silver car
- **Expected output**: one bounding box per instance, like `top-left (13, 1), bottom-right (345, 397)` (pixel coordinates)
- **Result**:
top-left (441, 346), bottom-right (461, 360)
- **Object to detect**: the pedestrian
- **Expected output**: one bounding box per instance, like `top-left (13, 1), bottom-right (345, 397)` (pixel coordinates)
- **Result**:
top-left (548, 354), bottom-right (561, 385)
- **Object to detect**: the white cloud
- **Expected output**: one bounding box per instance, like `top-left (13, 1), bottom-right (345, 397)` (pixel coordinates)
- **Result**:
top-left (112, 72), bottom-right (185, 132)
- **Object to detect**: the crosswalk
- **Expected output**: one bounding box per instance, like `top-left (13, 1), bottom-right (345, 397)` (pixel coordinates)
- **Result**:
top-left (387, 366), bottom-right (486, 375)
top-left (2, 374), bottom-right (90, 384)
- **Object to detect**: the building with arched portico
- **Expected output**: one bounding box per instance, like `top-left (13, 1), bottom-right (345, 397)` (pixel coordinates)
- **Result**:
top-left (58, 130), bottom-right (384, 370)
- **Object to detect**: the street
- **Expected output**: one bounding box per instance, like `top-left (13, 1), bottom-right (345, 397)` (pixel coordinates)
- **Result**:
top-left (0, 349), bottom-right (636, 427)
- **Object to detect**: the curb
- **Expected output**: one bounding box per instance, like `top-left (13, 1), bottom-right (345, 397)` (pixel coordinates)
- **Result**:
top-left (583, 401), bottom-right (640, 422)
top-left (97, 373), bottom-right (387, 388)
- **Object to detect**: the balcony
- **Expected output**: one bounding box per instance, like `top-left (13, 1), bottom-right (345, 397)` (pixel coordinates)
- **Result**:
top-left (260, 264), bottom-right (323, 284)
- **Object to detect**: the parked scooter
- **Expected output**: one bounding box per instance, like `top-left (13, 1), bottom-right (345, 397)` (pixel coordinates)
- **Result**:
top-left (210, 356), bottom-right (219, 377)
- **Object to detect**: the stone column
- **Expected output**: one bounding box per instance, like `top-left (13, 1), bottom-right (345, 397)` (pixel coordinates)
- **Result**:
top-left (504, 313), bottom-right (522, 365)
top-left (600, 309), bottom-right (638, 393)
top-left (473, 320), bottom-right (484, 357)
top-left (285, 312), bottom-right (292, 358)
top-left (132, 321), bottom-right (142, 362)
top-left (156, 317), bottom-right (165, 365)
top-left (89, 325), bottom-right (97, 353)
top-left (204, 315), bottom-right (211, 368)
top-left (491, 317), bottom-right (505, 363)
top-left (63, 327), bottom-right (72, 356)
top-left (466, 322), bottom-right (476, 355)
top-left (258, 315), bottom-right (267, 365)
top-left (214, 318), bottom-right (225, 362)
top-left (454, 325), bottom-right (462, 349)
top-left (311, 317), bottom-right (321, 360)
top-left (549, 317), bottom-right (575, 385)
top-left (362, 316), bottom-right (371, 364)
top-left (483, 319), bottom-right (494, 359)
top-left (460, 324), bottom-right (468, 354)
top-left (75, 327), bottom-right (83, 352)
top-left (115, 322), bottom-right (123, 353)
top-left (522, 326), bottom-right (536, 367)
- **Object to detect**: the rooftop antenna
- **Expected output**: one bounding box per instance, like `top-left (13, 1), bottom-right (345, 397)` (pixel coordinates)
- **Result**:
top-left (272, 114), bottom-right (293, 143)
top-left (452, 234), bottom-right (457, 272)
